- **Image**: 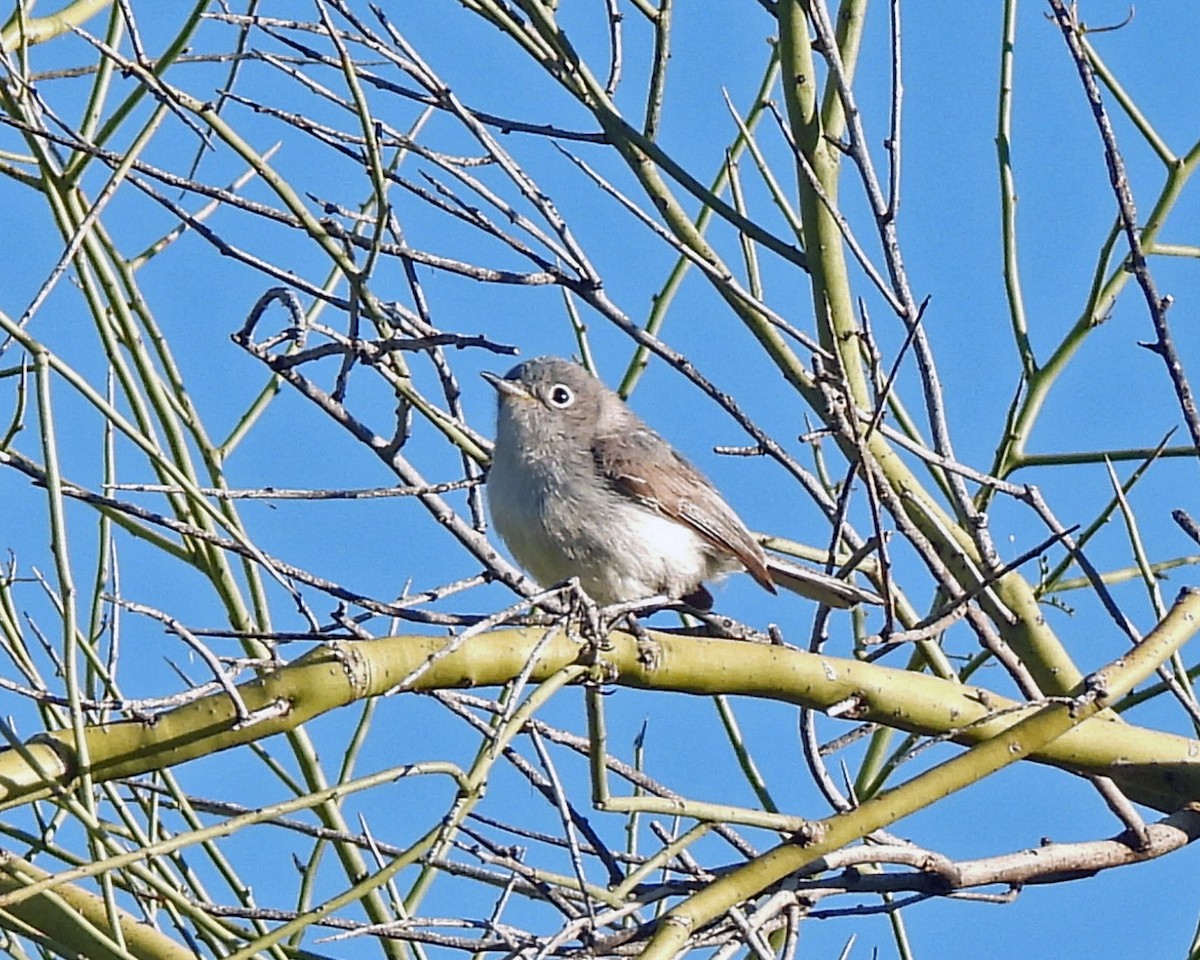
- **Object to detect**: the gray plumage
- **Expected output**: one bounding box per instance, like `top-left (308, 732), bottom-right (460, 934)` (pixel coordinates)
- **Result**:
top-left (484, 357), bottom-right (879, 609)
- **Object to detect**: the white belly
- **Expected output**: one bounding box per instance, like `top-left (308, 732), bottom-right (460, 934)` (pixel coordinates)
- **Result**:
top-left (488, 447), bottom-right (730, 604)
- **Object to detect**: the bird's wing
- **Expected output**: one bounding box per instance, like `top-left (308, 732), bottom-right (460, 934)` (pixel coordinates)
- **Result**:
top-left (592, 428), bottom-right (776, 594)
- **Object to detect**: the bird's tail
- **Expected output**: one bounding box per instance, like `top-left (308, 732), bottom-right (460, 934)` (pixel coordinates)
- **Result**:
top-left (763, 555), bottom-right (882, 609)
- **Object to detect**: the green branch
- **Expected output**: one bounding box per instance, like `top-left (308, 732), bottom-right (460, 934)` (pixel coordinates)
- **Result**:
top-left (3, 623), bottom-right (1198, 817)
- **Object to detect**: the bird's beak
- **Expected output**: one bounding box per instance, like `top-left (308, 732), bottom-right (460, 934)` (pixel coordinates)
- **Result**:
top-left (481, 371), bottom-right (532, 401)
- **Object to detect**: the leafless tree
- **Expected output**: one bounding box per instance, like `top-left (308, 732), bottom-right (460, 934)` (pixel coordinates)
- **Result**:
top-left (1, 2), bottom-right (1198, 957)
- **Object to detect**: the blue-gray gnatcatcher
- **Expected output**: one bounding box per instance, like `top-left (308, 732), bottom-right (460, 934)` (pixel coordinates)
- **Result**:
top-left (483, 357), bottom-right (880, 610)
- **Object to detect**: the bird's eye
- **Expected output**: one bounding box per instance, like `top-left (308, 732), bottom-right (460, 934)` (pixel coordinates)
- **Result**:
top-left (547, 383), bottom-right (575, 408)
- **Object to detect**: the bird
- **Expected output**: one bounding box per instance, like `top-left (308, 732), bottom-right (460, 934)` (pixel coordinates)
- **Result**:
top-left (483, 356), bottom-right (880, 610)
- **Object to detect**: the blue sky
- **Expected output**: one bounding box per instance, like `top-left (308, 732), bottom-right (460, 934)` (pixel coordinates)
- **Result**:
top-left (2, 2), bottom-right (1199, 957)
